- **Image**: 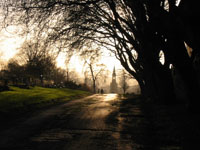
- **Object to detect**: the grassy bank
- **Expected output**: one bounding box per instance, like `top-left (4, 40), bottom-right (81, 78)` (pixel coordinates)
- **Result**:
top-left (0, 86), bottom-right (91, 115)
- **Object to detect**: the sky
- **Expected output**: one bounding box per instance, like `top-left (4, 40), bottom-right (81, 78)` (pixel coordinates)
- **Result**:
top-left (0, 12), bottom-right (137, 88)
top-left (0, 23), bottom-right (140, 88)
top-left (0, 29), bottom-right (140, 90)
top-left (0, 27), bottom-right (123, 74)
top-left (0, 28), bottom-right (24, 60)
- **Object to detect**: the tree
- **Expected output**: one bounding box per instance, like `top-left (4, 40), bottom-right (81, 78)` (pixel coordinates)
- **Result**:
top-left (6, 59), bottom-right (24, 85)
top-left (3, 0), bottom-right (200, 111)
top-left (119, 69), bottom-right (129, 95)
top-left (51, 67), bottom-right (66, 86)
top-left (81, 48), bottom-right (106, 93)
top-left (17, 40), bottom-right (57, 85)
top-left (0, 51), bottom-right (5, 70)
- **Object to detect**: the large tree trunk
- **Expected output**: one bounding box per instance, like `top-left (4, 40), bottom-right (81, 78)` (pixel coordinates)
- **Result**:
top-left (167, 34), bottom-right (200, 112)
top-left (133, 75), bottom-right (146, 97)
top-left (143, 60), bottom-right (176, 104)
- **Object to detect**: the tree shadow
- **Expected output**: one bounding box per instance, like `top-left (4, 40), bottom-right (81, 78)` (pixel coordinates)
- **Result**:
top-left (105, 95), bottom-right (200, 150)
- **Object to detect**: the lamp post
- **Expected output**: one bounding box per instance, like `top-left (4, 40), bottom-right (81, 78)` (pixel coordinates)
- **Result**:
top-left (40, 74), bottom-right (43, 86)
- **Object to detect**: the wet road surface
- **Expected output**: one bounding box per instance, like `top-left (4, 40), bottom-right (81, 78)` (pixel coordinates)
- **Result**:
top-left (0, 94), bottom-right (146, 150)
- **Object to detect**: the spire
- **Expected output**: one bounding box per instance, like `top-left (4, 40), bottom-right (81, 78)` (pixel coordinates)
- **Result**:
top-left (110, 66), bottom-right (118, 93)
top-left (112, 66), bottom-right (116, 76)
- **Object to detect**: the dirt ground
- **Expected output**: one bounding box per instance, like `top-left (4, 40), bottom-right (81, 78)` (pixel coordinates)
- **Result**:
top-left (0, 94), bottom-right (199, 150)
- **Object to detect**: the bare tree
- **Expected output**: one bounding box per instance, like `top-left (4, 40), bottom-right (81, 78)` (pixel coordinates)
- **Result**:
top-left (17, 40), bottom-right (57, 85)
top-left (2, 58), bottom-right (27, 86)
top-left (119, 69), bottom-right (129, 94)
top-left (1, 1), bottom-right (175, 96)
top-left (3, 0), bottom-right (200, 111)
top-left (1, 0), bottom-right (145, 91)
top-left (81, 48), bottom-right (106, 93)
top-left (0, 51), bottom-right (5, 70)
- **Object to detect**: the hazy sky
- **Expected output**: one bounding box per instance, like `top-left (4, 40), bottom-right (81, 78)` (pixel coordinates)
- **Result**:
top-left (0, 27), bottom-right (123, 73)
top-left (0, 27), bottom-right (24, 60)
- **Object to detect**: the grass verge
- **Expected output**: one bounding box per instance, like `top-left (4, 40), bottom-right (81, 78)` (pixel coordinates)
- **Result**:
top-left (0, 86), bottom-right (91, 116)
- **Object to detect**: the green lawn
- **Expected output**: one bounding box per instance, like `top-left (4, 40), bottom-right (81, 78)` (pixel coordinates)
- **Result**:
top-left (0, 86), bottom-right (91, 115)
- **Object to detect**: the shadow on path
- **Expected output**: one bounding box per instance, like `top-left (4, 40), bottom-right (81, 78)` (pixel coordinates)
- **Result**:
top-left (105, 95), bottom-right (200, 150)
top-left (1, 94), bottom-right (199, 149)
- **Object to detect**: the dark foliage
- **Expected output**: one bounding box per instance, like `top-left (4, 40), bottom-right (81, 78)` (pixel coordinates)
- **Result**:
top-left (0, 85), bottom-right (10, 92)
top-left (2, 0), bottom-right (200, 111)
top-left (64, 80), bottom-right (81, 89)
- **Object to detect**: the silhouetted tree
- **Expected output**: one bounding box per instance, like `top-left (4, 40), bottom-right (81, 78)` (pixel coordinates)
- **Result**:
top-left (119, 69), bottom-right (129, 95)
top-left (17, 40), bottom-right (57, 85)
top-left (81, 48), bottom-right (106, 93)
top-left (6, 59), bottom-right (26, 85)
top-left (3, 0), bottom-right (200, 111)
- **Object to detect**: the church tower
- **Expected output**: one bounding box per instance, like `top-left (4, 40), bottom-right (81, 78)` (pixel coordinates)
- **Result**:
top-left (110, 67), bottom-right (118, 93)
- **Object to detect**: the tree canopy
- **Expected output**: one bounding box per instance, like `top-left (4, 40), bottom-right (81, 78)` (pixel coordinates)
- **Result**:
top-left (2, 0), bottom-right (200, 111)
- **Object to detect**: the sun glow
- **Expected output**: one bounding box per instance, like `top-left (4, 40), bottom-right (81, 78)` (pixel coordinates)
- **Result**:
top-left (56, 52), bottom-right (122, 73)
top-left (0, 37), bottom-right (24, 60)
top-left (0, 31), bottom-right (122, 74)
top-left (0, 37), bottom-right (122, 73)
top-left (100, 56), bottom-right (122, 71)
top-left (56, 54), bottom-right (85, 73)
top-left (56, 53), bottom-right (66, 69)
top-left (103, 93), bottom-right (118, 101)
top-left (0, 26), bottom-right (25, 61)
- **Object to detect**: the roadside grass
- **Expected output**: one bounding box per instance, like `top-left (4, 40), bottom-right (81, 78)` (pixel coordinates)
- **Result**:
top-left (0, 86), bottom-right (91, 116)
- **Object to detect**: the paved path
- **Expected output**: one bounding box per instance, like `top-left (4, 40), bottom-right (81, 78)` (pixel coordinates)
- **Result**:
top-left (0, 94), bottom-right (145, 150)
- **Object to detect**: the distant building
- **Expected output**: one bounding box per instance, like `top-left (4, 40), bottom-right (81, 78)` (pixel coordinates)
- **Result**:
top-left (110, 67), bottom-right (118, 93)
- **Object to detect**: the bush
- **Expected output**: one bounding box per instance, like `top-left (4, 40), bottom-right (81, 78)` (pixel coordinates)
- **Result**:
top-left (14, 84), bottom-right (30, 89)
top-left (0, 85), bottom-right (10, 92)
top-left (64, 81), bottom-right (81, 89)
